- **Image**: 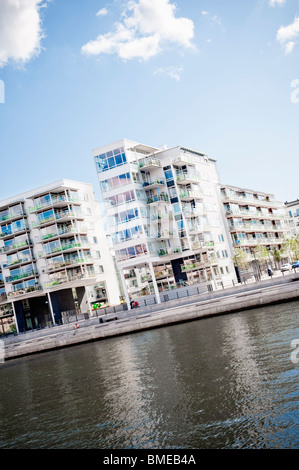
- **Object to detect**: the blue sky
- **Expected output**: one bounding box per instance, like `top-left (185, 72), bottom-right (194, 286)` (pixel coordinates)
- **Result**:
top-left (0, 0), bottom-right (299, 204)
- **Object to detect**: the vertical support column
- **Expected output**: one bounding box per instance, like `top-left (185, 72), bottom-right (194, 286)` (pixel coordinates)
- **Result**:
top-left (148, 262), bottom-right (161, 304)
top-left (47, 292), bottom-right (56, 325)
top-left (11, 301), bottom-right (19, 334)
top-left (85, 286), bottom-right (93, 316)
top-left (119, 269), bottom-right (131, 310)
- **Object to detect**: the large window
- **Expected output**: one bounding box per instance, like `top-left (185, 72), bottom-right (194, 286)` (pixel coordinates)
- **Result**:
top-left (112, 225), bottom-right (144, 244)
top-left (104, 190), bottom-right (136, 207)
top-left (109, 208), bottom-right (139, 226)
top-left (95, 147), bottom-right (127, 173)
top-left (115, 243), bottom-right (148, 262)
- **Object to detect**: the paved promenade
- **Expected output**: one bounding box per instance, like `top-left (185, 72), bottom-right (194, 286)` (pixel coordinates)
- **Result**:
top-left (2, 272), bottom-right (299, 361)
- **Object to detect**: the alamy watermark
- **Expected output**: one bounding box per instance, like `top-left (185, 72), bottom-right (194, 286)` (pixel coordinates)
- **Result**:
top-left (0, 339), bottom-right (5, 364)
top-left (0, 80), bottom-right (4, 104)
top-left (291, 339), bottom-right (299, 364)
top-left (290, 79), bottom-right (299, 103)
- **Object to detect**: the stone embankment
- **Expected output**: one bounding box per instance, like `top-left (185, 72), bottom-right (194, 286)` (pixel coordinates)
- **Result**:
top-left (3, 274), bottom-right (299, 361)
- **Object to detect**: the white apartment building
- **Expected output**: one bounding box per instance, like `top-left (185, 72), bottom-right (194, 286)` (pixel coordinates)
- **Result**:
top-left (0, 179), bottom-right (121, 333)
top-left (285, 200), bottom-right (299, 236)
top-left (93, 139), bottom-right (237, 306)
top-left (220, 184), bottom-right (290, 275)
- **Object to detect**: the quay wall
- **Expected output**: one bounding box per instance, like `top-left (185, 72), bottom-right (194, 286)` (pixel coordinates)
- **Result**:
top-left (3, 276), bottom-right (299, 360)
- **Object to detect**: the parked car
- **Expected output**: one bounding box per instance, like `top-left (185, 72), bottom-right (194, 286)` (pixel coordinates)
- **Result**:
top-left (281, 263), bottom-right (292, 272)
top-left (292, 261), bottom-right (299, 269)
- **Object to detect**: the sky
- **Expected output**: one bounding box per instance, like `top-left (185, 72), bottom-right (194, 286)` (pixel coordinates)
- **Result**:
top-left (0, 0), bottom-right (299, 205)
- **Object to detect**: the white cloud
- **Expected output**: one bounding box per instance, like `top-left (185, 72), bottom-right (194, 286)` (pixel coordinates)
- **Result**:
top-left (81, 0), bottom-right (195, 61)
top-left (0, 0), bottom-right (48, 68)
top-left (96, 8), bottom-right (108, 17)
top-left (277, 16), bottom-right (299, 54)
top-left (269, 0), bottom-right (286, 6)
top-left (154, 65), bottom-right (183, 81)
top-left (285, 41), bottom-right (295, 54)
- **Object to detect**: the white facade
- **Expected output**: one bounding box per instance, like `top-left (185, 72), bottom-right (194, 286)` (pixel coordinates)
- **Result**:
top-left (220, 184), bottom-right (290, 275)
top-left (93, 139), bottom-right (237, 306)
top-left (285, 200), bottom-right (299, 236)
top-left (0, 179), bottom-right (121, 332)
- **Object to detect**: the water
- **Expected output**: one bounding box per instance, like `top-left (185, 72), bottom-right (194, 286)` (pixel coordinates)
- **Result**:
top-left (0, 301), bottom-right (298, 449)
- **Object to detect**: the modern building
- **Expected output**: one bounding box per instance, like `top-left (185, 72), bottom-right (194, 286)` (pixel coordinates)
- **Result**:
top-left (0, 179), bottom-right (121, 334)
top-left (220, 184), bottom-right (290, 275)
top-left (93, 139), bottom-right (237, 306)
top-left (285, 199), bottom-right (299, 236)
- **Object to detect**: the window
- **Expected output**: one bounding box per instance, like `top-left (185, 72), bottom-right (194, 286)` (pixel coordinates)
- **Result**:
top-left (95, 148), bottom-right (127, 173)
top-left (93, 237), bottom-right (98, 244)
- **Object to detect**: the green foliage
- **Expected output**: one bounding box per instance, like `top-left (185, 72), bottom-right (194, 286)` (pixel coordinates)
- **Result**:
top-left (232, 248), bottom-right (249, 270)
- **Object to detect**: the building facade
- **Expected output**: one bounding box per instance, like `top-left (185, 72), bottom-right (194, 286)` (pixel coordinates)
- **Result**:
top-left (285, 200), bottom-right (299, 236)
top-left (0, 179), bottom-right (121, 334)
top-left (93, 139), bottom-right (237, 306)
top-left (220, 184), bottom-right (290, 276)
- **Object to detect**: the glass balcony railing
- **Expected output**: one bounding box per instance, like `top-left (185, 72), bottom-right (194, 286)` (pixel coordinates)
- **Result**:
top-left (139, 157), bottom-right (161, 169)
top-left (147, 194), bottom-right (169, 204)
top-left (143, 178), bottom-right (165, 189)
top-left (38, 241), bottom-right (89, 258)
top-left (8, 285), bottom-right (42, 299)
top-left (0, 239), bottom-right (31, 254)
top-left (45, 271), bottom-right (95, 289)
top-left (29, 195), bottom-right (81, 213)
top-left (5, 269), bottom-right (38, 283)
top-left (179, 190), bottom-right (203, 201)
top-left (0, 209), bottom-right (26, 222)
top-left (0, 223), bottom-right (29, 238)
top-left (176, 172), bottom-right (201, 184)
top-left (158, 247), bottom-right (181, 257)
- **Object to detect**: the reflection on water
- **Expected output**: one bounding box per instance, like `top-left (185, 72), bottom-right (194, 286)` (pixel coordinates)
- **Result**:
top-left (0, 301), bottom-right (298, 449)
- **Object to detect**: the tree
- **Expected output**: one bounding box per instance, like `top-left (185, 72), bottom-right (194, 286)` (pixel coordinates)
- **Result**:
top-left (281, 234), bottom-right (299, 262)
top-left (271, 246), bottom-right (282, 268)
top-left (232, 247), bottom-right (249, 271)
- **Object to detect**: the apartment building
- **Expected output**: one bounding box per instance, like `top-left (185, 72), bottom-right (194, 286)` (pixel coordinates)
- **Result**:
top-left (0, 179), bottom-right (121, 334)
top-left (285, 200), bottom-right (299, 236)
top-left (220, 184), bottom-right (289, 273)
top-left (93, 139), bottom-right (237, 306)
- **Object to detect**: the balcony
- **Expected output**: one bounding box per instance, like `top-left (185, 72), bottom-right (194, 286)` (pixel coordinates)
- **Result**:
top-left (38, 241), bottom-right (90, 258)
top-left (45, 272), bottom-right (95, 289)
top-left (156, 230), bottom-right (174, 240)
top-left (5, 269), bottom-right (38, 283)
top-left (155, 269), bottom-right (173, 279)
top-left (29, 195), bottom-right (81, 213)
top-left (179, 190), bottom-right (203, 202)
top-left (158, 247), bottom-right (181, 257)
top-left (0, 223), bottom-right (30, 239)
top-left (192, 241), bottom-right (215, 251)
top-left (40, 225), bottom-right (88, 242)
top-left (182, 207), bottom-right (206, 218)
top-left (32, 210), bottom-right (84, 228)
top-left (172, 155), bottom-right (196, 167)
top-left (139, 157), bottom-right (161, 170)
top-left (151, 213), bottom-right (173, 223)
top-left (0, 209), bottom-right (26, 223)
top-left (221, 193), bottom-right (282, 209)
top-left (8, 285), bottom-right (42, 299)
top-left (143, 178), bottom-right (165, 190)
top-left (3, 255), bottom-right (35, 269)
top-left (0, 239), bottom-right (32, 255)
top-left (176, 172), bottom-right (201, 185)
top-left (147, 194), bottom-right (170, 205)
top-left (181, 261), bottom-right (206, 272)
top-left (188, 225), bottom-right (203, 235)
top-left (44, 257), bottom-right (93, 273)
top-left (229, 223), bottom-right (283, 233)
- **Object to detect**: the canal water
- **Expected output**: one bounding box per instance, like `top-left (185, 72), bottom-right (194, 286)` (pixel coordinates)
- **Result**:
top-left (0, 301), bottom-right (298, 449)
